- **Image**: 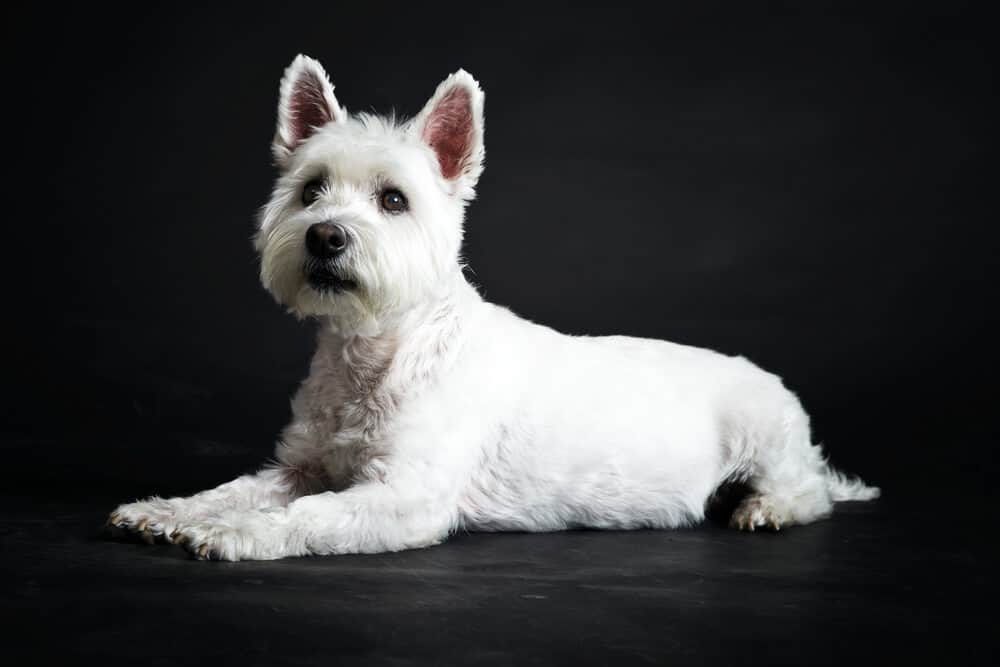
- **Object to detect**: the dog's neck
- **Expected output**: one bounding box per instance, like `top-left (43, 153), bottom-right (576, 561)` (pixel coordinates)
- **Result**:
top-left (317, 272), bottom-right (481, 399)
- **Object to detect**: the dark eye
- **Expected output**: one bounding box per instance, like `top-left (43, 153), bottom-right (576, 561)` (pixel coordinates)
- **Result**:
top-left (302, 178), bottom-right (325, 206)
top-left (380, 189), bottom-right (408, 213)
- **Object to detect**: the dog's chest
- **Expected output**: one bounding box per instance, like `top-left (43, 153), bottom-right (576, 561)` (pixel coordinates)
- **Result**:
top-left (290, 335), bottom-right (402, 485)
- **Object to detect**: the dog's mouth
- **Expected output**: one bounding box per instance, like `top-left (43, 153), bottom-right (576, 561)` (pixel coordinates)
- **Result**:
top-left (306, 266), bottom-right (358, 293)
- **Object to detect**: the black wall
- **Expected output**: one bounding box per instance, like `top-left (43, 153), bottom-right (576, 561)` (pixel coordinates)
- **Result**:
top-left (6, 4), bottom-right (995, 502)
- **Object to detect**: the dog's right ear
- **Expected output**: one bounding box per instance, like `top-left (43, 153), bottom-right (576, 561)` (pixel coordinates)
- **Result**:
top-left (411, 70), bottom-right (485, 201)
top-left (272, 54), bottom-right (346, 168)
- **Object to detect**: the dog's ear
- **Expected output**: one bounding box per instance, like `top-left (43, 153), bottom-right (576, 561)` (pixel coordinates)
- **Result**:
top-left (412, 70), bottom-right (485, 199)
top-left (272, 54), bottom-right (346, 168)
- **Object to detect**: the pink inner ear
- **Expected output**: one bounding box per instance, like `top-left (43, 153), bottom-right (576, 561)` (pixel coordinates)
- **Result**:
top-left (290, 71), bottom-right (333, 145)
top-left (422, 87), bottom-right (474, 180)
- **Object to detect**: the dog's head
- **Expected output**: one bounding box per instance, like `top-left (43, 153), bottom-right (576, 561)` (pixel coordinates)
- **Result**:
top-left (255, 55), bottom-right (484, 333)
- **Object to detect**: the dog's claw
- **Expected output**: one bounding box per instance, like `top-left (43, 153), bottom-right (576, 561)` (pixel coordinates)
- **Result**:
top-left (197, 544), bottom-right (210, 560)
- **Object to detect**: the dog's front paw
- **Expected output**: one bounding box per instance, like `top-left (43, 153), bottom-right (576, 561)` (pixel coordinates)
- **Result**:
top-left (171, 510), bottom-right (295, 562)
top-left (170, 523), bottom-right (227, 560)
top-left (107, 498), bottom-right (182, 543)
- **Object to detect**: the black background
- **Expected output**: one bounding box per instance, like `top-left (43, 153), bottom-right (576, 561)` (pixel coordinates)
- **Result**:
top-left (4, 3), bottom-right (996, 665)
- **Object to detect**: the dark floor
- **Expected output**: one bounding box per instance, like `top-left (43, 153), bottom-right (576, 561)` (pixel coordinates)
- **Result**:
top-left (2, 434), bottom-right (993, 667)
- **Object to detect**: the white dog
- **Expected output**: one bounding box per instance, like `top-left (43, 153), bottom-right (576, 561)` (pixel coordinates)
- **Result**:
top-left (108, 55), bottom-right (879, 561)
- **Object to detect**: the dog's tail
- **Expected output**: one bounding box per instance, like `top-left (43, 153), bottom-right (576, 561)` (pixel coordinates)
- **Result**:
top-left (823, 463), bottom-right (881, 502)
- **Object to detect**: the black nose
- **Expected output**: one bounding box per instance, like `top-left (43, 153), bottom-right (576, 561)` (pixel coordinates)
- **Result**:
top-left (306, 222), bottom-right (348, 259)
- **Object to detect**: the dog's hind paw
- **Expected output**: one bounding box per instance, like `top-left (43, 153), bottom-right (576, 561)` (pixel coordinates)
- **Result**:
top-left (729, 494), bottom-right (788, 532)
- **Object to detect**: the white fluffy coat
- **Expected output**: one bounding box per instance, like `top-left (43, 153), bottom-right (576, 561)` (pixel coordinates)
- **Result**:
top-left (109, 55), bottom-right (878, 561)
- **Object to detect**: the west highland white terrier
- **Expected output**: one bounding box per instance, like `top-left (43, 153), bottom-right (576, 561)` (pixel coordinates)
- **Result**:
top-left (108, 55), bottom-right (879, 561)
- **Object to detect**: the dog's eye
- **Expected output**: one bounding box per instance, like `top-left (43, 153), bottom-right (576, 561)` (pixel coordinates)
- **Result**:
top-left (302, 179), bottom-right (325, 207)
top-left (380, 189), bottom-right (408, 214)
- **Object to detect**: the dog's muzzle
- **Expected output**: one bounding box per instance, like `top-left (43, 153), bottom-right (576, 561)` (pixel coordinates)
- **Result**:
top-left (305, 221), bottom-right (357, 292)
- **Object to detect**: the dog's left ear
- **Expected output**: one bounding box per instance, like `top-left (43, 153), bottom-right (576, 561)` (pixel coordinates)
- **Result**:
top-left (272, 54), bottom-right (347, 168)
top-left (412, 70), bottom-right (485, 199)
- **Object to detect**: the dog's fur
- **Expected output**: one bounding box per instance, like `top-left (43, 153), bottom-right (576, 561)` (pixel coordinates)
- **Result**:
top-left (108, 55), bottom-right (879, 561)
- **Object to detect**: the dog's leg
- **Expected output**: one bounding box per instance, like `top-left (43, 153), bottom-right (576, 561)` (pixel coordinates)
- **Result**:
top-left (171, 472), bottom-right (458, 561)
top-left (729, 397), bottom-right (834, 531)
top-left (107, 466), bottom-right (312, 544)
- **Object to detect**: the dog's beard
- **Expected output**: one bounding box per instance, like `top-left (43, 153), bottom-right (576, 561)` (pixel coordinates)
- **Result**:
top-left (259, 235), bottom-right (367, 329)
top-left (257, 221), bottom-right (437, 337)
top-left (279, 258), bottom-right (385, 335)
top-left (304, 258), bottom-right (358, 294)
top-left (286, 275), bottom-right (377, 332)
